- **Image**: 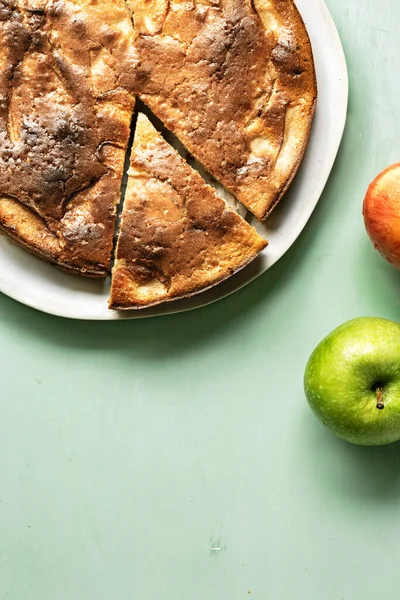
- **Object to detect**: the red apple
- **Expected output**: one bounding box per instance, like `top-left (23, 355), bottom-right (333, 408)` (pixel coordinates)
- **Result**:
top-left (363, 163), bottom-right (400, 268)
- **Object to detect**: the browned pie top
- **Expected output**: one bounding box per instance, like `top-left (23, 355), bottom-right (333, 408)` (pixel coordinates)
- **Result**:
top-left (131, 0), bottom-right (317, 220)
top-left (0, 0), bottom-right (136, 275)
top-left (0, 0), bottom-right (316, 289)
top-left (109, 113), bottom-right (267, 309)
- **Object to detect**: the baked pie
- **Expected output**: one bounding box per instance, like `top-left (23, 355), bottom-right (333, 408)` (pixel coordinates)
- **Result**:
top-left (0, 0), bottom-right (136, 275)
top-left (0, 0), bottom-right (317, 308)
top-left (110, 113), bottom-right (267, 309)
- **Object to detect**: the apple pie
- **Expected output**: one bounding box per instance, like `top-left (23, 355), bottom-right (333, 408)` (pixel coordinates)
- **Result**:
top-left (0, 0), bottom-right (136, 276)
top-left (109, 113), bottom-right (267, 309)
top-left (0, 0), bottom-right (317, 308)
top-left (132, 0), bottom-right (317, 220)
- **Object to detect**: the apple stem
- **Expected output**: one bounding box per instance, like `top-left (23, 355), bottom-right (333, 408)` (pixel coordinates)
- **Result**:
top-left (376, 387), bottom-right (385, 410)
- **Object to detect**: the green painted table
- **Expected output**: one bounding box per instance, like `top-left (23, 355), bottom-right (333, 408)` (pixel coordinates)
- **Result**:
top-left (1, 1), bottom-right (400, 598)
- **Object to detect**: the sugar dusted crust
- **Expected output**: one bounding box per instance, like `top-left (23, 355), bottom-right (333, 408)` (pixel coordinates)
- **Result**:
top-left (0, 0), bottom-right (136, 276)
top-left (0, 0), bottom-right (317, 291)
top-left (132, 0), bottom-right (317, 220)
top-left (109, 113), bottom-right (267, 309)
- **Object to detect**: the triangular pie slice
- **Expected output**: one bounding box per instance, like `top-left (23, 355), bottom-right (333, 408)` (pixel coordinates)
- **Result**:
top-left (0, 0), bottom-right (137, 276)
top-left (109, 113), bottom-right (267, 309)
top-left (131, 0), bottom-right (317, 221)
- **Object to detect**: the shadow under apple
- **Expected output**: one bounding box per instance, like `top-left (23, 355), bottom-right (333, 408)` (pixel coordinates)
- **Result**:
top-left (300, 408), bottom-right (400, 504)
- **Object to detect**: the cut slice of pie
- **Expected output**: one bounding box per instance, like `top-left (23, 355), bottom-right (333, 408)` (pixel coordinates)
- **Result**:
top-left (109, 113), bottom-right (267, 309)
top-left (0, 0), bottom-right (137, 276)
top-left (131, 0), bottom-right (317, 221)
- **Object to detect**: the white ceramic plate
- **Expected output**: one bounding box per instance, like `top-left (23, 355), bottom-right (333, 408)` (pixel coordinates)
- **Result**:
top-left (0, 0), bottom-right (348, 320)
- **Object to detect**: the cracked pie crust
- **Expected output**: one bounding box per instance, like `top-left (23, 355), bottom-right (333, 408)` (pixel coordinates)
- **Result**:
top-left (109, 113), bottom-right (267, 309)
top-left (0, 0), bottom-right (136, 276)
top-left (0, 0), bottom-right (317, 308)
top-left (132, 0), bottom-right (317, 220)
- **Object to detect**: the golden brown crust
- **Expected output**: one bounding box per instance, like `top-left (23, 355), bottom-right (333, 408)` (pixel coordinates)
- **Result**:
top-left (131, 0), bottom-right (317, 220)
top-left (0, 202), bottom-right (101, 276)
top-left (0, 0), bottom-right (316, 294)
top-left (109, 113), bottom-right (267, 309)
top-left (0, 0), bottom-right (136, 276)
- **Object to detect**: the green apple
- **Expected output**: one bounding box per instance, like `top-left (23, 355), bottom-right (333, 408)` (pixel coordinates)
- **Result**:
top-left (304, 317), bottom-right (400, 446)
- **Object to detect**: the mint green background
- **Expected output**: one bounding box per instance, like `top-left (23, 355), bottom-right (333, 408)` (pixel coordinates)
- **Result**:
top-left (1, 1), bottom-right (400, 598)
